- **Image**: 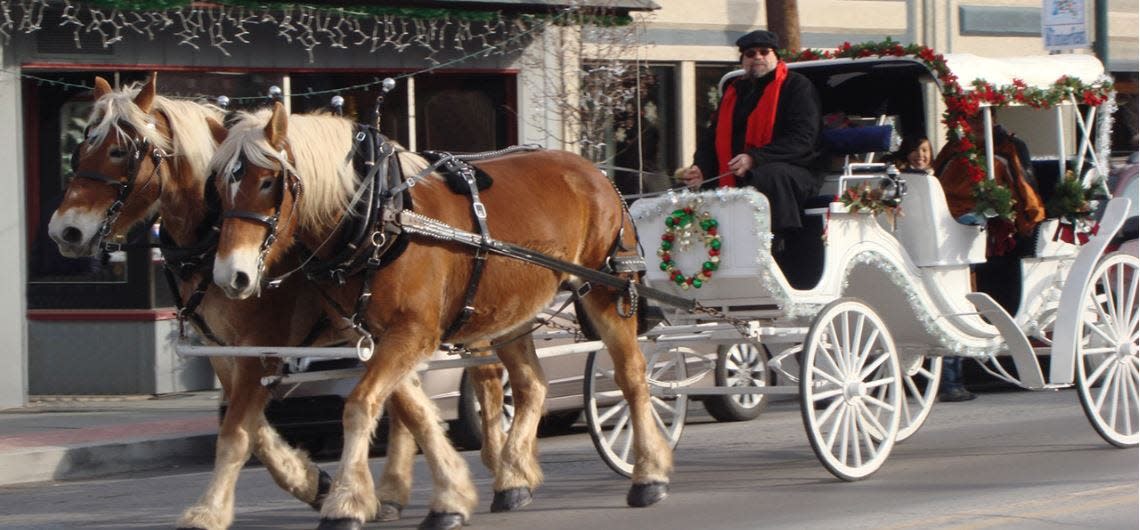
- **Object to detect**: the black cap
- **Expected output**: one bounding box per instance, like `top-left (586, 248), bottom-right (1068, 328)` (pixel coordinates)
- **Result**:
top-left (735, 30), bottom-right (780, 51)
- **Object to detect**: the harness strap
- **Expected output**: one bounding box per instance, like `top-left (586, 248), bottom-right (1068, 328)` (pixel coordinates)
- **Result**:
top-left (398, 209), bottom-right (696, 312)
top-left (440, 156), bottom-right (492, 343)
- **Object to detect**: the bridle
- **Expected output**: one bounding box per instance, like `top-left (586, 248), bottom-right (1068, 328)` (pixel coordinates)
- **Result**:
top-left (69, 121), bottom-right (170, 252)
top-left (220, 149), bottom-right (303, 285)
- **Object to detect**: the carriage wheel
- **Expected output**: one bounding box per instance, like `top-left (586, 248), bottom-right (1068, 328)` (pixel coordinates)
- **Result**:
top-left (584, 345), bottom-right (689, 478)
top-left (800, 298), bottom-right (902, 481)
top-left (892, 354), bottom-right (941, 442)
top-left (1074, 253), bottom-right (1139, 448)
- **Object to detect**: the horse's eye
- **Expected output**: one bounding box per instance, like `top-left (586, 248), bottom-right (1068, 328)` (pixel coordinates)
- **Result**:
top-left (109, 148), bottom-right (127, 158)
top-left (259, 179), bottom-right (274, 191)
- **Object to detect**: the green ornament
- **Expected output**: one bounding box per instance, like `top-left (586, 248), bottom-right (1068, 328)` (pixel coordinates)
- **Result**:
top-left (710, 238), bottom-right (721, 250)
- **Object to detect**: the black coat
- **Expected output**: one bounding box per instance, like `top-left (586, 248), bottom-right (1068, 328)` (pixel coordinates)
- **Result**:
top-left (693, 68), bottom-right (821, 189)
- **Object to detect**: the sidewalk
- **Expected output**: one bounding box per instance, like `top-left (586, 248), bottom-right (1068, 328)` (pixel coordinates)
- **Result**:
top-left (0, 391), bottom-right (220, 486)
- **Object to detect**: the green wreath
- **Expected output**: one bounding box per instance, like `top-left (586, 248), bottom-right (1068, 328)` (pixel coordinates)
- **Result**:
top-left (658, 204), bottom-right (721, 289)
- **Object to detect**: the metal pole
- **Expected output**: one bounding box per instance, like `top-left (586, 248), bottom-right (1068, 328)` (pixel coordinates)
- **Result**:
top-left (983, 106), bottom-right (995, 180)
top-left (1094, 0), bottom-right (1109, 67)
top-left (1055, 106), bottom-right (1067, 178)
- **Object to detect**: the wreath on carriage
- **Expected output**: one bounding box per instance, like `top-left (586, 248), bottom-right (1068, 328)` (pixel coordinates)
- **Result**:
top-left (786, 39), bottom-right (1115, 253)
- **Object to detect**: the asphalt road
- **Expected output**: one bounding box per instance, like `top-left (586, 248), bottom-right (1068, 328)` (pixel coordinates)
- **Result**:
top-left (0, 388), bottom-right (1136, 530)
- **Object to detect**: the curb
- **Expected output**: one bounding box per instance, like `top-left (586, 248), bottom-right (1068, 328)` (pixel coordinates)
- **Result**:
top-left (0, 426), bottom-right (217, 486)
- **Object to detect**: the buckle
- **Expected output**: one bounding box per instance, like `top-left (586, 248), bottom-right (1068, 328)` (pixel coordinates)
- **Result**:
top-left (473, 203), bottom-right (487, 219)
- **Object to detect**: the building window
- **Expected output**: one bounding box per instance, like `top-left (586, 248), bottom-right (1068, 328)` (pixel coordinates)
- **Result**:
top-left (604, 64), bottom-right (677, 197)
top-left (415, 73), bottom-right (516, 152)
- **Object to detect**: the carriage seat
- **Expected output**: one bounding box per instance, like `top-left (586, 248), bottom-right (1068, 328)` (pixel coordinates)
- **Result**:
top-left (896, 172), bottom-right (987, 267)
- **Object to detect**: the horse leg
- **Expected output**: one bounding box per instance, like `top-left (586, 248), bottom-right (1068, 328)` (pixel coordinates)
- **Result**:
top-left (253, 412), bottom-right (331, 510)
top-left (177, 357), bottom-right (273, 530)
top-left (466, 345), bottom-right (506, 473)
top-left (372, 399), bottom-right (416, 522)
top-left (487, 333), bottom-right (545, 512)
top-left (581, 293), bottom-right (672, 507)
top-left (318, 329), bottom-right (476, 530)
top-left (212, 356), bottom-right (330, 512)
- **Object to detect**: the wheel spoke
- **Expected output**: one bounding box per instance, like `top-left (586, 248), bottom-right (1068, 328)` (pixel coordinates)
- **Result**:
top-left (1086, 317), bottom-right (1118, 345)
top-left (812, 365), bottom-right (845, 387)
top-left (651, 403), bottom-right (669, 433)
top-left (815, 395), bottom-right (844, 425)
top-left (862, 391), bottom-right (896, 412)
top-left (649, 395), bottom-right (672, 411)
top-left (605, 410), bottom-right (631, 446)
top-left (813, 387), bottom-right (844, 401)
top-left (853, 328), bottom-right (881, 377)
top-left (597, 400), bottom-right (628, 425)
top-left (850, 313), bottom-right (867, 371)
top-left (856, 400), bottom-right (889, 438)
top-left (1123, 268), bottom-right (1138, 331)
top-left (618, 424), bottom-right (633, 462)
top-left (850, 407), bottom-right (864, 467)
top-left (1093, 362), bottom-right (1122, 412)
top-left (826, 322), bottom-right (849, 375)
top-left (837, 407), bottom-right (851, 462)
top-left (840, 314), bottom-right (853, 371)
top-left (865, 375), bottom-right (897, 391)
top-left (1101, 270), bottom-right (1120, 328)
top-left (1085, 349), bottom-right (1117, 386)
top-left (824, 405), bottom-right (847, 451)
top-left (860, 349), bottom-right (891, 380)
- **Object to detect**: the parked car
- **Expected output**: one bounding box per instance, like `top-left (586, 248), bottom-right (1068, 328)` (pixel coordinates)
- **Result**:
top-left (224, 301), bottom-right (773, 455)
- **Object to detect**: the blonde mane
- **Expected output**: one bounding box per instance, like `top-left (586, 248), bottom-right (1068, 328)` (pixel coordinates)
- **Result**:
top-left (212, 110), bottom-right (358, 232)
top-left (86, 82), bottom-right (223, 188)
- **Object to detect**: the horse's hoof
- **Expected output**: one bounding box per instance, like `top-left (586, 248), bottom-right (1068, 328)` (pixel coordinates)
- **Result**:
top-left (417, 511), bottom-right (466, 530)
top-left (375, 501), bottom-right (403, 522)
top-left (490, 487), bottom-right (533, 512)
top-left (626, 481), bottom-right (668, 507)
top-left (308, 469), bottom-right (333, 511)
top-left (316, 517), bottom-right (364, 530)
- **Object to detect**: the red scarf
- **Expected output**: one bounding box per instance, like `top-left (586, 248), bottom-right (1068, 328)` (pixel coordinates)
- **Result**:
top-left (715, 61), bottom-right (787, 187)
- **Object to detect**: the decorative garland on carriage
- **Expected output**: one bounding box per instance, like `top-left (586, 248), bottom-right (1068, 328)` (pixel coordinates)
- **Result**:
top-left (785, 39), bottom-right (1115, 251)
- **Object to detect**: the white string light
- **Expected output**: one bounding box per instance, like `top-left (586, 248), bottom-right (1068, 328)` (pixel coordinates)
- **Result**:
top-left (0, 0), bottom-right (552, 63)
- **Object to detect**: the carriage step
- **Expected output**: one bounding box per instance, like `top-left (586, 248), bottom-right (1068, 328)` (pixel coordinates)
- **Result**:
top-left (965, 293), bottom-right (1045, 390)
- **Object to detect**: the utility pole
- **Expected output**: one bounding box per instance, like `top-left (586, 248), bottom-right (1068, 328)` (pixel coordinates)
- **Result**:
top-left (765, 0), bottom-right (802, 52)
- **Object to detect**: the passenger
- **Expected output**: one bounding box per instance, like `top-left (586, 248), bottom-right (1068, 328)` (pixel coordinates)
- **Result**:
top-left (892, 135), bottom-right (933, 174)
top-left (890, 134), bottom-right (974, 402)
top-left (681, 29), bottom-right (821, 253)
top-left (934, 112), bottom-right (1045, 324)
top-left (932, 112), bottom-right (1045, 236)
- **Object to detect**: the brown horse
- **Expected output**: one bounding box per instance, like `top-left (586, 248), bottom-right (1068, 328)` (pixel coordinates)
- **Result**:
top-left (210, 102), bottom-right (672, 530)
top-left (46, 75), bottom-right (504, 530)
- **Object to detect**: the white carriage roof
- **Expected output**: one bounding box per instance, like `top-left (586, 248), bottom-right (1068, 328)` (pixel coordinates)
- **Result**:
top-left (784, 53), bottom-right (1106, 93)
top-left (942, 53), bottom-right (1106, 91)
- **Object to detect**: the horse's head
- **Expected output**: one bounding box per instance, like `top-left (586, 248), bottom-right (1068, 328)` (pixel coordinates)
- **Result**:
top-left (48, 73), bottom-right (173, 257)
top-left (212, 102), bottom-right (303, 299)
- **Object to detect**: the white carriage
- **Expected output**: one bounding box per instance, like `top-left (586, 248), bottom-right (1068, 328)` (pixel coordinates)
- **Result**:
top-left (582, 51), bottom-right (1138, 480)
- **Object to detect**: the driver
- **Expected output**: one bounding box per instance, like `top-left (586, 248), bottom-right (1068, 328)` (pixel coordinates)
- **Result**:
top-left (681, 29), bottom-right (822, 253)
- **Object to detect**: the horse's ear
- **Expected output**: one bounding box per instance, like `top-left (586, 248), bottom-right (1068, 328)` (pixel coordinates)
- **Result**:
top-left (265, 101), bottom-right (288, 150)
top-left (134, 72), bottom-right (157, 113)
top-left (93, 76), bottom-right (112, 100)
top-left (207, 117), bottom-right (228, 146)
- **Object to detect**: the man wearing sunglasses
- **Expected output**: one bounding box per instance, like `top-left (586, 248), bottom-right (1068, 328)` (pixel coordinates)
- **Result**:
top-left (682, 29), bottom-right (821, 251)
